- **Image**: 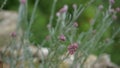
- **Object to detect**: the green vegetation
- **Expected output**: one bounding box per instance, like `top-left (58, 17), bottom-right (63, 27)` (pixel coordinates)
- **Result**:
top-left (0, 0), bottom-right (120, 66)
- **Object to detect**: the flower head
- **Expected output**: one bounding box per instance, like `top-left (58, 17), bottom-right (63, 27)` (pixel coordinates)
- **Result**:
top-left (59, 5), bottom-right (68, 13)
top-left (116, 7), bottom-right (120, 12)
top-left (109, 0), bottom-right (115, 5)
top-left (68, 43), bottom-right (78, 55)
top-left (73, 22), bottom-right (78, 27)
top-left (20, 0), bottom-right (26, 4)
top-left (10, 32), bottom-right (17, 38)
top-left (56, 5), bottom-right (68, 17)
top-left (59, 34), bottom-right (66, 41)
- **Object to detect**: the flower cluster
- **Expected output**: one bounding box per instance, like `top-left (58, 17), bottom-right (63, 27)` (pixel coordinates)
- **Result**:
top-left (68, 43), bottom-right (78, 55)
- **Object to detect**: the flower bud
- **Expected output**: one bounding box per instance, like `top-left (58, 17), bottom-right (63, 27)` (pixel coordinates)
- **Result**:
top-left (10, 32), bottom-right (17, 38)
top-left (20, 0), bottom-right (26, 4)
top-left (73, 22), bottom-right (78, 27)
top-left (68, 43), bottom-right (78, 55)
top-left (109, 0), bottom-right (115, 5)
top-left (59, 34), bottom-right (66, 41)
top-left (116, 7), bottom-right (120, 12)
top-left (59, 5), bottom-right (68, 13)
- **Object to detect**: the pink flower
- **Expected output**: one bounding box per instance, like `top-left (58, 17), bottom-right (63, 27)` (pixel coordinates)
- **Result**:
top-left (59, 5), bottom-right (68, 13)
top-left (59, 34), bottom-right (66, 41)
top-left (20, 0), bottom-right (26, 4)
top-left (68, 43), bottom-right (78, 55)
top-left (56, 5), bottom-right (68, 17)
top-left (109, 0), bottom-right (115, 4)
top-left (10, 32), bottom-right (17, 38)
top-left (73, 22), bottom-right (78, 27)
top-left (116, 7), bottom-right (120, 12)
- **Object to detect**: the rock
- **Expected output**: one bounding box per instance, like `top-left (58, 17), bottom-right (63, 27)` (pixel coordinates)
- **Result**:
top-left (92, 54), bottom-right (120, 68)
top-left (59, 53), bottom-right (120, 68)
top-left (0, 11), bottom-right (18, 47)
top-left (28, 45), bottom-right (49, 60)
top-left (83, 54), bottom-right (97, 68)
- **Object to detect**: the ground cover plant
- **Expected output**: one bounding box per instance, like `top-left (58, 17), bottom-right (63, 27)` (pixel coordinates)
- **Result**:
top-left (0, 0), bottom-right (120, 68)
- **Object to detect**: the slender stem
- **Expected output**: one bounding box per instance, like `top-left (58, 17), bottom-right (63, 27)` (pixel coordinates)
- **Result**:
top-left (26, 0), bottom-right (40, 39)
top-left (49, 0), bottom-right (57, 25)
top-left (0, 0), bottom-right (8, 11)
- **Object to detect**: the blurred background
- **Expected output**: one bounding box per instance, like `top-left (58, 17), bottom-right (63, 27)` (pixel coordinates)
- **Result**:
top-left (0, 0), bottom-right (120, 65)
